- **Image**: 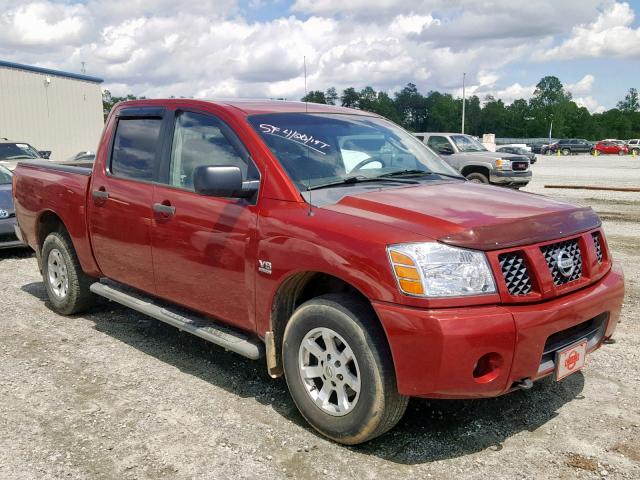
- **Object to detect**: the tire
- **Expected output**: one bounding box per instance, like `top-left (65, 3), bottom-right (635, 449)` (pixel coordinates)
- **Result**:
top-left (618, 150), bottom-right (625, 156)
top-left (282, 294), bottom-right (408, 445)
top-left (561, 148), bottom-right (571, 156)
top-left (41, 231), bottom-right (96, 315)
top-left (465, 172), bottom-right (489, 184)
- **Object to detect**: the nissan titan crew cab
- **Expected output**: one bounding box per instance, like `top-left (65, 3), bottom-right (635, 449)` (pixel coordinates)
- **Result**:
top-left (13, 99), bottom-right (624, 445)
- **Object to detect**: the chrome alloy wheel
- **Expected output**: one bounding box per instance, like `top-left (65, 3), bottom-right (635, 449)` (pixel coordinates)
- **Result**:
top-left (298, 327), bottom-right (361, 416)
top-left (47, 248), bottom-right (69, 298)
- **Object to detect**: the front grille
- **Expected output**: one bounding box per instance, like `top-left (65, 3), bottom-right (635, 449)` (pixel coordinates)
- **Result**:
top-left (499, 252), bottom-right (532, 295)
top-left (512, 161), bottom-right (528, 171)
top-left (0, 233), bottom-right (18, 243)
top-left (541, 239), bottom-right (582, 286)
top-left (592, 232), bottom-right (603, 263)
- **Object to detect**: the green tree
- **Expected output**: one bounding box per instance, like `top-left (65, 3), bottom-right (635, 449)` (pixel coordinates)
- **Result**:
top-left (301, 90), bottom-right (327, 103)
top-left (616, 88), bottom-right (639, 112)
top-left (340, 87), bottom-right (361, 108)
top-left (325, 87), bottom-right (338, 105)
top-left (394, 83), bottom-right (426, 131)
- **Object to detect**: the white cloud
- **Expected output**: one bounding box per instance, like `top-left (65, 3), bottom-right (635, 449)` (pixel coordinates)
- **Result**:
top-left (0, 0), bottom-right (628, 112)
top-left (535, 2), bottom-right (640, 60)
top-left (566, 74), bottom-right (595, 95)
top-left (575, 96), bottom-right (606, 113)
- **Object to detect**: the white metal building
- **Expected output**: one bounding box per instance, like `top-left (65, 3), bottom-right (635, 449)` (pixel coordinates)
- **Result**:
top-left (0, 60), bottom-right (104, 161)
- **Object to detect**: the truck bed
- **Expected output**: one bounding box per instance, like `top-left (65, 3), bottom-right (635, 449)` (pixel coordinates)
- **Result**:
top-left (13, 160), bottom-right (99, 276)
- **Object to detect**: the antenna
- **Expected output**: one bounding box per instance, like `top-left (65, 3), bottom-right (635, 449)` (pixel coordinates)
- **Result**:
top-left (81, 61), bottom-right (86, 74)
top-left (304, 56), bottom-right (314, 217)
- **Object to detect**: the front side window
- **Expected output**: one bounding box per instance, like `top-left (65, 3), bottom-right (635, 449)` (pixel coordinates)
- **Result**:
top-left (249, 113), bottom-right (460, 191)
top-left (111, 118), bottom-right (162, 181)
top-left (0, 165), bottom-right (12, 184)
top-left (168, 111), bottom-right (258, 190)
top-left (427, 136), bottom-right (453, 153)
top-left (450, 135), bottom-right (487, 152)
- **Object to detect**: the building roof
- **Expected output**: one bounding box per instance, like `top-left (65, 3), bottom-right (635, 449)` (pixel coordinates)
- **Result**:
top-left (0, 59), bottom-right (103, 84)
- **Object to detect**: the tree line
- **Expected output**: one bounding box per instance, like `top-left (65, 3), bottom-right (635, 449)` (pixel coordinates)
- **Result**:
top-left (301, 76), bottom-right (640, 141)
top-left (102, 76), bottom-right (640, 140)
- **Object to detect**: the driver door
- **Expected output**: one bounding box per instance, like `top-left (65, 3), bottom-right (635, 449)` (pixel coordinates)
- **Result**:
top-left (151, 109), bottom-right (261, 330)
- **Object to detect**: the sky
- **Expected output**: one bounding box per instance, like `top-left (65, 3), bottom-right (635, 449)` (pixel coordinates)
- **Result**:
top-left (1, 0), bottom-right (639, 112)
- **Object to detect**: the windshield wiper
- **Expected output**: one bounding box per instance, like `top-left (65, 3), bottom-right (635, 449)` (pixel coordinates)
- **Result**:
top-left (377, 169), bottom-right (464, 180)
top-left (306, 175), bottom-right (419, 191)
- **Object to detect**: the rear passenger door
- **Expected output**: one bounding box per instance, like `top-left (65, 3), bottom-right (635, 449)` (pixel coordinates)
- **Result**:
top-left (88, 107), bottom-right (167, 294)
top-left (151, 108), bottom-right (261, 330)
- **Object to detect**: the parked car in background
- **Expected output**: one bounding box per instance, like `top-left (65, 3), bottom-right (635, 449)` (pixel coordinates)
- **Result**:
top-left (12, 98), bottom-right (624, 444)
top-left (593, 141), bottom-right (629, 156)
top-left (548, 139), bottom-right (593, 155)
top-left (627, 139), bottom-right (639, 155)
top-left (496, 145), bottom-right (537, 164)
top-left (0, 165), bottom-right (24, 249)
top-left (0, 140), bottom-right (50, 170)
top-left (416, 132), bottom-right (531, 187)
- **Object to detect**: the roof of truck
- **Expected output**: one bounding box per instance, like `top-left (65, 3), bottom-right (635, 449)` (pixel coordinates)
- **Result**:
top-left (118, 98), bottom-right (377, 117)
top-left (203, 99), bottom-right (377, 116)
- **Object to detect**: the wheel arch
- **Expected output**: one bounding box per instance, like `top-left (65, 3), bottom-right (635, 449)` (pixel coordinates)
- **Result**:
top-left (268, 270), bottom-right (390, 377)
top-left (461, 164), bottom-right (491, 178)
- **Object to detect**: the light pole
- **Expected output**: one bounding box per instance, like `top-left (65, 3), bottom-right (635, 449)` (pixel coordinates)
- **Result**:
top-left (461, 72), bottom-right (466, 134)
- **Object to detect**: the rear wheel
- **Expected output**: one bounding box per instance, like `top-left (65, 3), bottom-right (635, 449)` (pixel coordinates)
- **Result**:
top-left (561, 148), bottom-right (571, 156)
top-left (465, 172), bottom-right (489, 184)
top-left (42, 232), bottom-right (96, 315)
top-left (282, 294), bottom-right (408, 444)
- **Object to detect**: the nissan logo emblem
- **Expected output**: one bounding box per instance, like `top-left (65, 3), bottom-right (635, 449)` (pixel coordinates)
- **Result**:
top-left (556, 249), bottom-right (575, 277)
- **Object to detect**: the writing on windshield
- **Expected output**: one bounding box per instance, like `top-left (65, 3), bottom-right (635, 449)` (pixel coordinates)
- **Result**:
top-left (259, 123), bottom-right (331, 155)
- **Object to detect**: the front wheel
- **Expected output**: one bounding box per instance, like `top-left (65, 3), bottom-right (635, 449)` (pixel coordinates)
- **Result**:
top-left (41, 232), bottom-right (96, 315)
top-left (465, 172), bottom-right (489, 184)
top-left (618, 150), bottom-right (625, 156)
top-left (561, 148), bottom-right (571, 156)
top-left (282, 294), bottom-right (408, 444)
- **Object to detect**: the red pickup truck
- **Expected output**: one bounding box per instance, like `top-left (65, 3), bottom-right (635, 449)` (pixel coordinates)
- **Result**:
top-left (13, 99), bottom-right (624, 445)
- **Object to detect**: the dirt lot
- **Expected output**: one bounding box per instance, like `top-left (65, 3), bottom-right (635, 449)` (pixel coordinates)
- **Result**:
top-left (1, 154), bottom-right (639, 479)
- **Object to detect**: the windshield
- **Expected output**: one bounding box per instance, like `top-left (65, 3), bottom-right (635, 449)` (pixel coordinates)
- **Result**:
top-left (248, 113), bottom-right (461, 191)
top-left (0, 143), bottom-right (41, 160)
top-left (450, 135), bottom-right (487, 152)
top-left (0, 165), bottom-right (12, 184)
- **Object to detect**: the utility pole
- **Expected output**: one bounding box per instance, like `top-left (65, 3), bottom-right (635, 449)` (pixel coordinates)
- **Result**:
top-left (461, 72), bottom-right (466, 134)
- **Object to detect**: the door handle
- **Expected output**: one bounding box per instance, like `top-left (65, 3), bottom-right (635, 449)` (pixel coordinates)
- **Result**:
top-left (92, 189), bottom-right (109, 200)
top-left (153, 202), bottom-right (176, 217)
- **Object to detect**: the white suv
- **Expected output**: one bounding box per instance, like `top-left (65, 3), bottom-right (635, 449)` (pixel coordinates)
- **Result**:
top-left (627, 139), bottom-right (639, 155)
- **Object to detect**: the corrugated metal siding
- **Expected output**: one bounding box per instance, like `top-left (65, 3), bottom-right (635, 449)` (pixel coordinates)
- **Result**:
top-left (0, 65), bottom-right (104, 161)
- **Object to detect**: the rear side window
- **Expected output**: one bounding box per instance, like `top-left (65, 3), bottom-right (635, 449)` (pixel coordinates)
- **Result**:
top-left (111, 118), bottom-right (162, 181)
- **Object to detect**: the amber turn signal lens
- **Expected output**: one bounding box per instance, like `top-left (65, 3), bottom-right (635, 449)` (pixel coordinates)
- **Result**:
top-left (398, 279), bottom-right (425, 295)
top-left (394, 265), bottom-right (420, 280)
top-left (390, 251), bottom-right (415, 266)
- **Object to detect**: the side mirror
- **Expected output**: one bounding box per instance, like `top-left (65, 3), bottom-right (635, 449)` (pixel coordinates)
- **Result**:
top-left (438, 145), bottom-right (454, 155)
top-left (193, 165), bottom-right (258, 198)
top-left (39, 150), bottom-right (51, 159)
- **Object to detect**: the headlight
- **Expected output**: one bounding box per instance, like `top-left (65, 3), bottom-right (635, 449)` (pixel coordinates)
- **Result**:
top-left (495, 158), bottom-right (512, 170)
top-left (387, 242), bottom-right (496, 297)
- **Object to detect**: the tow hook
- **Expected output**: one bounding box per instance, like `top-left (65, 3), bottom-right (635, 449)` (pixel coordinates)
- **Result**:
top-left (516, 378), bottom-right (534, 391)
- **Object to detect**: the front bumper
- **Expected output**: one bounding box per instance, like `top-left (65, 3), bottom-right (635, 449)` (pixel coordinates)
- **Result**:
top-left (490, 170), bottom-right (532, 186)
top-left (373, 262), bottom-right (624, 399)
top-left (0, 218), bottom-right (24, 249)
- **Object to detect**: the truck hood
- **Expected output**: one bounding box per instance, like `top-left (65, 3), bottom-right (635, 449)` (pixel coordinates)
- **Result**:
top-left (323, 182), bottom-right (599, 251)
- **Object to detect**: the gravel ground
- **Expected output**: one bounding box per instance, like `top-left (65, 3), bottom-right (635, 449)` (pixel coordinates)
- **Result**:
top-left (1, 154), bottom-right (639, 479)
